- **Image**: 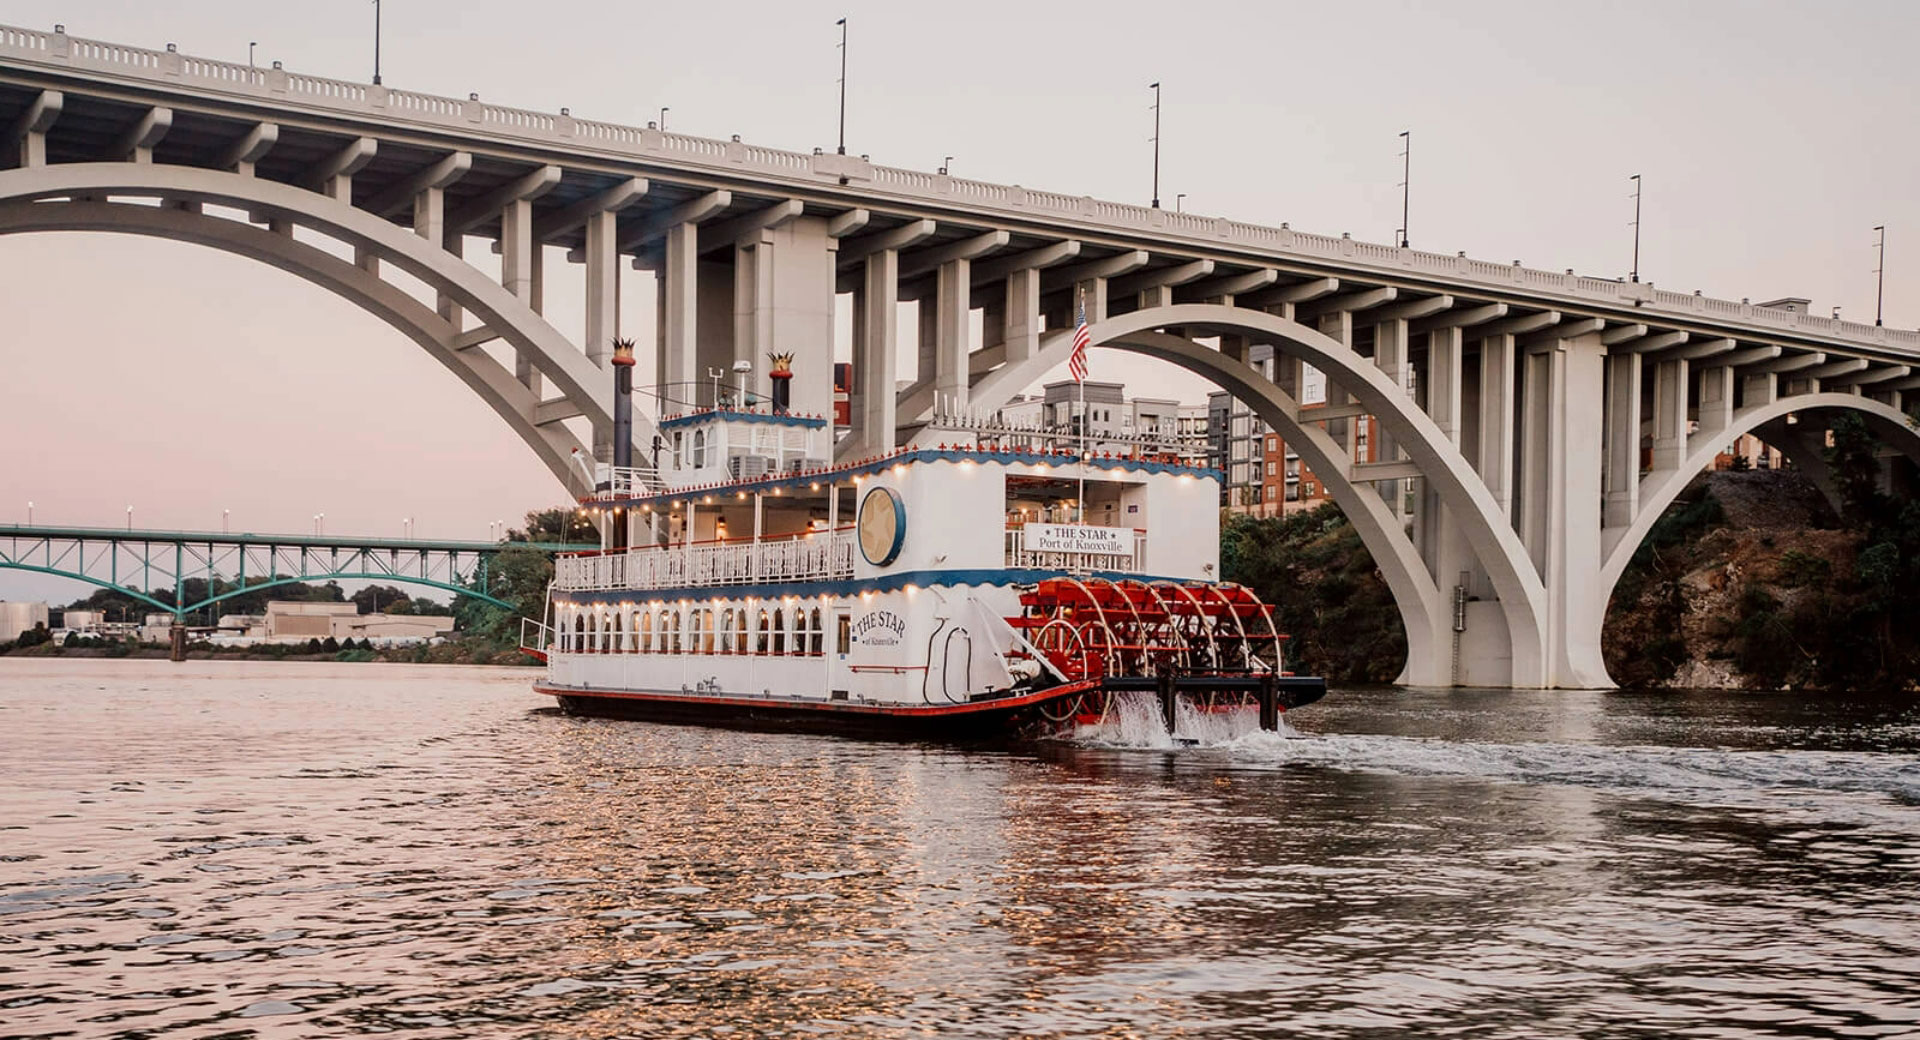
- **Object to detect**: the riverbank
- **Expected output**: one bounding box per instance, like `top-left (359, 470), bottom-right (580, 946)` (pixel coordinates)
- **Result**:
top-left (0, 640), bottom-right (537, 666)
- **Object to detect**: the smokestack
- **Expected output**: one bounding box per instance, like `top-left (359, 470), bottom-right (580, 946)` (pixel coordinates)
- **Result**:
top-left (769, 351), bottom-right (793, 415)
top-left (610, 338), bottom-right (636, 550)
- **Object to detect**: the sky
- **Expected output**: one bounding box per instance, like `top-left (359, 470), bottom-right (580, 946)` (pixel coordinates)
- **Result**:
top-left (2, 0), bottom-right (1916, 604)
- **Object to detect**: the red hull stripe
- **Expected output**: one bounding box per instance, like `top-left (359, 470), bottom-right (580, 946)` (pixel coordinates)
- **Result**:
top-left (534, 680), bottom-right (1100, 718)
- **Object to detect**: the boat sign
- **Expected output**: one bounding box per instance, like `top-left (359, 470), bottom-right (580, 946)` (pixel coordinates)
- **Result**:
top-left (1026, 523), bottom-right (1134, 556)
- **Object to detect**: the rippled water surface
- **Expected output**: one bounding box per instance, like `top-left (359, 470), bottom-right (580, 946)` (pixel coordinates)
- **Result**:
top-left (2, 660), bottom-right (1918, 1038)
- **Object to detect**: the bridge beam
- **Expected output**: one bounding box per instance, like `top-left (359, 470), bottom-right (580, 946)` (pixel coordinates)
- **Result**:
top-left (974, 241), bottom-right (1080, 367)
top-left (621, 188), bottom-right (731, 255)
top-left (365, 151), bottom-right (472, 218)
top-left (303, 136), bottom-right (377, 199)
top-left (215, 122), bottom-right (277, 175)
top-left (4, 89), bottom-right (60, 168)
top-left (112, 106), bottom-right (172, 164)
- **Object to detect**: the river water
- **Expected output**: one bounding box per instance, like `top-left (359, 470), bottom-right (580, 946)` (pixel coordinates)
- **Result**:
top-left (1, 660), bottom-right (1916, 1039)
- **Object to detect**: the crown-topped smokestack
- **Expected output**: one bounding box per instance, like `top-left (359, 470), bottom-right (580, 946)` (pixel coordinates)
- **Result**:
top-left (768, 352), bottom-right (794, 415)
top-left (609, 338), bottom-right (636, 550)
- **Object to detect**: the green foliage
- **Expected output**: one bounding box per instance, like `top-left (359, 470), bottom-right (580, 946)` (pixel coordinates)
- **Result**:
top-left (513, 507), bottom-right (599, 545)
top-left (1220, 504), bottom-right (1407, 684)
top-left (321, 636), bottom-right (340, 653)
top-left (1775, 549), bottom-right (1832, 589)
top-left (1825, 412), bottom-right (1887, 526)
top-left (304, 637), bottom-right (324, 653)
top-left (455, 544), bottom-right (555, 649)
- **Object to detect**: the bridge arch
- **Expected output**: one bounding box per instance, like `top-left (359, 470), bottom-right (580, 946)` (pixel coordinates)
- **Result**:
top-left (1598, 393), bottom-right (1920, 607)
top-left (0, 162), bottom-right (650, 492)
top-left (961, 303), bottom-right (1553, 688)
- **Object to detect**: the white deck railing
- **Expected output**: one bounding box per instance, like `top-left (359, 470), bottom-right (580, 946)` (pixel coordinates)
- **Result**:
top-left (1004, 527), bottom-right (1147, 574)
top-left (554, 531), bottom-right (854, 591)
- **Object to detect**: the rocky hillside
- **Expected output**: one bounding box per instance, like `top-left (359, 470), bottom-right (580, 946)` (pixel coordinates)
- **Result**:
top-left (1603, 467), bottom-right (1920, 691)
top-left (1226, 457), bottom-right (1920, 691)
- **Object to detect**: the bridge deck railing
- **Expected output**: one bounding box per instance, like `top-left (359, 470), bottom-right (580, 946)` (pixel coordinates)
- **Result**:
top-left (1, 22), bottom-right (1915, 359)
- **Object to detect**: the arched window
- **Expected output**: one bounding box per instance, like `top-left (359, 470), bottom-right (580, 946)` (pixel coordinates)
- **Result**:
top-left (614, 609), bottom-right (627, 653)
top-left (641, 609), bottom-right (654, 653)
top-left (670, 610), bottom-right (683, 654)
top-left (720, 608), bottom-right (735, 653)
top-left (736, 609), bottom-right (749, 654)
top-left (703, 609), bottom-right (717, 654)
top-left (772, 609), bottom-right (786, 655)
top-left (691, 429), bottom-right (707, 468)
top-left (809, 608), bottom-right (824, 655)
top-left (601, 611), bottom-right (614, 653)
top-left (756, 609), bottom-right (770, 654)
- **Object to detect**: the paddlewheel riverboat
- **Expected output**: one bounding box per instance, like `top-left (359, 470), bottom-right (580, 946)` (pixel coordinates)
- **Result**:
top-left (523, 341), bottom-right (1324, 739)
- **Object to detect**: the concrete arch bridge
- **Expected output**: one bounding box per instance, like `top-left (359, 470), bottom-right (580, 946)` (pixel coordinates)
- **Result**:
top-left (4, 23), bottom-right (1917, 686)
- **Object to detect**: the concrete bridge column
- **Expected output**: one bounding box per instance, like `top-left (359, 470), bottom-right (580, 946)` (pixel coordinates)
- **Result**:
top-left (1651, 357), bottom-right (1690, 473)
top-left (1742, 369), bottom-right (1777, 409)
top-left (1603, 351), bottom-right (1641, 527)
top-left (1475, 332), bottom-right (1516, 524)
top-left (1697, 364), bottom-right (1735, 444)
top-left (1374, 317), bottom-right (1410, 523)
top-left (1317, 311), bottom-right (1356, 458)
top-left (1002, 268), bottom-right (1042, 366)
top-left (658, 223), bottom-right (699, 406)
top-left (856, 249), bottom-right (899, 452)
top-left (501, 198), bottom-right (542, 398)
top-left (734, 218), bottom-right (834, 418)
top-left (935, 258), bottom-right (970, 414)
top-left (1518, 332), bottom-right (1610, 687)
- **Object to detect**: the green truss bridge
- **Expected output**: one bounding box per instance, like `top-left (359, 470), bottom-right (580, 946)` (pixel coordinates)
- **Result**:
top-left (0, 524), bottom-right (579, 623)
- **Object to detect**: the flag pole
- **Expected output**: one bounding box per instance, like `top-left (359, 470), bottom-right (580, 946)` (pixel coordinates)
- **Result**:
top-left (1076, 286), bottom-right (1087, 525)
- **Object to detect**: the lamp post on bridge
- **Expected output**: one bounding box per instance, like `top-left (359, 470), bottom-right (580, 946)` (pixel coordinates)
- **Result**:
top-left (835, 17), bottom-right (848, 155)
top-left (371, 0), bottom-right (382, 86)
top-left (1397, 130), bottom-right (1410, 248)
top-left (223, 509), bottom-right (230, 535)
top-left (1149, 82), bottom-right (1162, 209)
top-left (659, 107), bottom-right (669, 131)
top-left (1629, 174), bottom-right (1643, 283)
top-left (26, 501), bottom-right (31, 525)
top-left (1874, 225), bottom-right (1887, 327)
top-left (126, 505), bottom-right (133, 531)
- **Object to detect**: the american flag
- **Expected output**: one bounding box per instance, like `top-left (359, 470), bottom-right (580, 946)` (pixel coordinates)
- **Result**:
top-left (1068, 297), bottom-right (1090, 382)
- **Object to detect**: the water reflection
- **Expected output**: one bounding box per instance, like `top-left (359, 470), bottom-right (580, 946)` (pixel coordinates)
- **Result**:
top-left (0, 661), bottom-right (1915, 1038)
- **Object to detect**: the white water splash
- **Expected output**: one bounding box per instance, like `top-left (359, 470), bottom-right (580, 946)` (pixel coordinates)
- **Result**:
top-left (1064, 695), bottom-right (1920, 825)
top-left (1071, 691), bottom-right (1278, 747)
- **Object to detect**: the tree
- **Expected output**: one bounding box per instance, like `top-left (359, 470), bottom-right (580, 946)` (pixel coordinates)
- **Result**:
top-left (512, 507), bottom-right (599, 546)
top-left (305, 637), bottom-right (324, 653)
top-left (321, 636), bottom-right (341, 653)
top-left (350, 584), bottom-right (412, 615)
top-left (457, 545), bottom-right (554, 647)
top-left (1826, 412), bottom-right (1889, 527)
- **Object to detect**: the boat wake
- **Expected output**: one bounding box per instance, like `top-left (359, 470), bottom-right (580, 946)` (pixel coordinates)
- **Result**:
top-left (1068, 693), bottom-right (1920, 823)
